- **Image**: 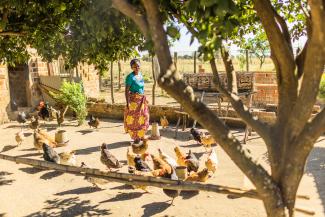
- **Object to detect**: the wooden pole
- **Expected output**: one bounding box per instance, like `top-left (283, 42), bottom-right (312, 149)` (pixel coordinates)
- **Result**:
top-left (118, 60), bottom-right (122, 90)
top-left (151, 56), bottom-right (156, 105)
top-left (246, 49), bottom-right (249, 72)
top-left (110, 61), bottom-right (115, 104)
top-left (194, 51), bottom-right (197, 74)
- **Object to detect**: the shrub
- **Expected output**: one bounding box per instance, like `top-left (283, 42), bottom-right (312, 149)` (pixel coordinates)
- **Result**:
top-left (52, 81), bottom-right (88, 125)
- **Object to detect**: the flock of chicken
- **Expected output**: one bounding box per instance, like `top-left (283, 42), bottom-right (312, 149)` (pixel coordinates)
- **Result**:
top-left (12, 107), bottom-right (219, 206)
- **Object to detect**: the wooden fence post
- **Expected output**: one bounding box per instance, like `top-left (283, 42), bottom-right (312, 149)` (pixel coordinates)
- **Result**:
top-left (194, 51), bottom-right (197, 74)
top-left (118, 60), bottom-right (122, 90)
top-left (246, 49), bottom-right (249, 72)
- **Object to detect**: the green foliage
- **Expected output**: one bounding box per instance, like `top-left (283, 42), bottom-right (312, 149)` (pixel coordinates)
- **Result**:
top-left (142, 73), bottom-right (152, 82)
top-left (52, 81), bottom-right (87, 125)
top-left (318, 74), bottom-right (325, 100)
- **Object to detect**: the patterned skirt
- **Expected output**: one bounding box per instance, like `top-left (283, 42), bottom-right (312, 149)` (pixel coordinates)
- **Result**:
top-left (124, 93), bottom-right (149, 140)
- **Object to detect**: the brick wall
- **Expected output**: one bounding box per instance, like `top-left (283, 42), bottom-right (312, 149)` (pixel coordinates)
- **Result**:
top-left (79, 63), bottom-right (100, 98)
top-left (253, 72), bottom-right (278, 107)
top-left (0, 64), bottom-right (10, 123)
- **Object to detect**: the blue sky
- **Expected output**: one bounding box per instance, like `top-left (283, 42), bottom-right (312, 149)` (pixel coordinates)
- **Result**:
top-left (170, 25), bottom-right (200, 54)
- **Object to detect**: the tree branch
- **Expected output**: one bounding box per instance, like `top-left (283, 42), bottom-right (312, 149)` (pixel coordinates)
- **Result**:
top-left (111, 0), bottom-right (150, 39)
top-left (220, 45), bottom-right (238, 94)
top-left (140, 2), bottom-right (285, 215)
top-left (0, 31), bottom-right (26, 36)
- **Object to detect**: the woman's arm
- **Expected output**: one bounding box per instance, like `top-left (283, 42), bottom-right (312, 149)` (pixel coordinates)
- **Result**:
top-left (125, 85), bottom-right (130, 109)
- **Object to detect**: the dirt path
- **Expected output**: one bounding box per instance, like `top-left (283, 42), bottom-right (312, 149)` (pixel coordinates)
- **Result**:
top-left (0, 119), bottom-right (324, 217)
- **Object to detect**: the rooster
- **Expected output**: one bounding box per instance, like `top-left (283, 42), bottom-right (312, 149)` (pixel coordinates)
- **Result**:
top-left (15, 131), bottom-right (24, 146)
top-left (190, 128), bottom-right (202, 144)
top-left (100, 143), bottom-right (122, 171)
top-left (205, 148), bottom-right (219, 176)
top-left (42, 143), bottom-right (60, 164)
top-left (38, 101), bottom-right (50, 121)
top-left (88, 114), bottom-right (100, 129)
top-left (174, 146), bottom-right (187, 167)
top-left (160, 116), bottom-right (169, 129)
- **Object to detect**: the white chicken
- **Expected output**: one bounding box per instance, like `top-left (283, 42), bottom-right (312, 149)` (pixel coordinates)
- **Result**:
top-left (205, 148), bottom-right (219, 176)
top-left (158, 148), bottom-right (178, 168)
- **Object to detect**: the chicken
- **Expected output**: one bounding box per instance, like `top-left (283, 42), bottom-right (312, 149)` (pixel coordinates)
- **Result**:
top-left (100, 143), bottom-right (122, 171)
top-left (158, 148), bottom-right (178, 168)
top-left (127, 147), bottom-right (150, 167)
top-left (58, 150), bottom-right (77, 166)
top-left (30, 116), bottom-right (39, 130)
top-left (56, 105), bottom-right (69, 127)
top-left (34, 130), bottom-right (57, 148)
top-left (174, 146), bottom-right (187, 167)
top-left (15, 131), bottom-right (24, 146)
top-left (134, 156), bottom-right (151, 172)
top-left (88, 114), bottom-right (100, 129)
top-left (128, 166), bottom-right (152, 193)
top-left (36, 129), bottom-right (57, 145)
top-left (151, 154), bottom-right (172, 176)
top-left (162, 168), bottom-right (180, 206)
top-left (42, 143), bottom-right (60, 164)
top-left (201, 134), bottom-right (216, 152)
top-left (38, 102), bottom-right (50, 121)
top-left (160, 116), bottom-right (169, 129)
top-left (81, 162), bottom-right (109, 189)
top-left (205, 148), bottom-right (219, 175)
top-left (185, 168), bottom-right (209, 182)
top-left (190, 128), bottom-right (202, 144)
top-left (131, 138), bottom-right (149, 155)
top-left (48, 106), bottom-right (57, 121)
top-left (17, 112), bottom-right (27, 127)
top-left (185, 150), bottom-right (200, 173)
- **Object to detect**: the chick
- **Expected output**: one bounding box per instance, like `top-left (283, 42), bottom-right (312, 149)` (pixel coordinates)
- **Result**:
top-left (81, 162), bottom-right (109, 189)
top-left (131, 138), bottom-right (149, 155)
top-left (174, 146), bottom-right (187, 167)
top-left (205, 148), bottom-right (219, 175)
top-left (42, 143), bottom-right (60, 164)
top-left (190, 128), bottom-right (202, 144)
top-left (100, 143), bottom-right (122, 171)
top-left (185, 150), bottom-right (200, 173)
top-left (160, 116), bottom-right (169, 129)
top-left (201, 134), bottom-right (216, 152)
top-left (15, 131), bottom-right (24, 146)
top-left (58, 150), bottom-right (77, 166)
top-left (185, 168), bottom-right (209, 182)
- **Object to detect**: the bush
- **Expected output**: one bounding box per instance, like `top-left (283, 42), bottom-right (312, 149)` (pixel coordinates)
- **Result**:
top-left (52, 81), bottom-right (88, 125)
top-left (318, 74), bottom-right (325, 100)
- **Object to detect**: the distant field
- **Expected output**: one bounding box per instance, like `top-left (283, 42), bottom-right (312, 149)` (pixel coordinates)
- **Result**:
top-left (103, 57), bottom-right (275, 83)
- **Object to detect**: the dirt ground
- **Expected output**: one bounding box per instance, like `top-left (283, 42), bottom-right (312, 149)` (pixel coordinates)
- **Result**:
top-left (0, 119), bottom-right (324, 217)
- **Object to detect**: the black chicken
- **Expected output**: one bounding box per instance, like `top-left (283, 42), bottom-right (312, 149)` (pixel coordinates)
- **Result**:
top-left (190, 128), bottom-right (202, 144)
top-left (162, 168), bottom-right (180, 206)
top-left (42, 143), bottom-right (60, 164)
top-left (185, 150), bottom-right (200, 173)
top-left (39, 102), bottom-right (50, 121)
top-left (134, 156), bottom-right (151, 172)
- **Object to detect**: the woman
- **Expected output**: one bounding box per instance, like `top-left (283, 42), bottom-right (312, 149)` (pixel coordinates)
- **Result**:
top-left (124, 59), bottom-right (149, 143)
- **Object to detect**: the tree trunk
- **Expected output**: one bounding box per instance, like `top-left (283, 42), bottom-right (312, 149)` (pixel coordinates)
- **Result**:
top-left (118, 60), bottom-right (122, 90)
top-left (110, 61), bottom-right (115, 104)
top-left (151, 56), bottom-right (156, 105)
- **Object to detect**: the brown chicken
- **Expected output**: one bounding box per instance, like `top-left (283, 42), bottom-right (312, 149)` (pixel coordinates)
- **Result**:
top-left (185, 168), bottom-right (209, 182)
top-left (34, 131), bottom-right (57, 151)
top-left (131, 138), bottom-right (149, 155)
top-left (150, 154), bottom-right (172, 177)
top-left (56, 105), bottom-right (69, 127)
top-left (160, 116), bottom-right (169, 129)
top-left (88, 115), bottom-right (100, 129)
top-left (37, 129), bottom-right (57, 145)
top-left (58, 150), bottom-right (77, 166)
top-left (15, 131), bottom-right (24, 146)
top-left (81, 162), bottom-right (109, 189)
top-left (100, 143), bottom-right (122, 171)
top-left (30, 116), bottom-right (39, 130)
top-left (126, 147), bottom-right (150, 168)
top-left (174, 146), bottom-right (187, 167)
top-left (201, 134), bottom-right (216, 151)
top-left (205, 148), bottom-right (219, 175)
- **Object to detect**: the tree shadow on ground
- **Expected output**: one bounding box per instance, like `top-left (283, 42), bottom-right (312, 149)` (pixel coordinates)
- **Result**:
top-left (20, 148), bottom-right (36, 151)
top-left (25, 197), bottom-right (111, 217)
top-left (141, 201), bottom-right (170, 217)
top-left (180, 190), bottom-right (200, 199)
top-left (305, 146), bottom-right (325, 210)
top-left (0, 171), bottom-right (14, 186)
top-left (0, 145), bottom-right (17, 153)
top-left (23, 132), bottom-right (33, 137)
top-left (110, 184), bottom-right (134, 190)
top-left (40, 170), bottom-right (64, 180)
top-left (76, 129), bottom-right (94, 135)
top-left (76, 141), bottom-right (129, 156)
top-left (99, 124), bottom-right (124, 129)
top-left (149, 127), bottom-right (192, 142)
top-left (0, 213), bottom-right (6, 217)
top-left (55, 187), bottom-right (103, 196)
top-left (19, 167), bottom-right (44, 174)
top-left (99, 192), bottom-right (144, 203)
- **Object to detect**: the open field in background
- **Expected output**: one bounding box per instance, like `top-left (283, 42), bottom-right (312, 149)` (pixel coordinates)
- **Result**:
top-left (103, 57), bottom-right (275, 83)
